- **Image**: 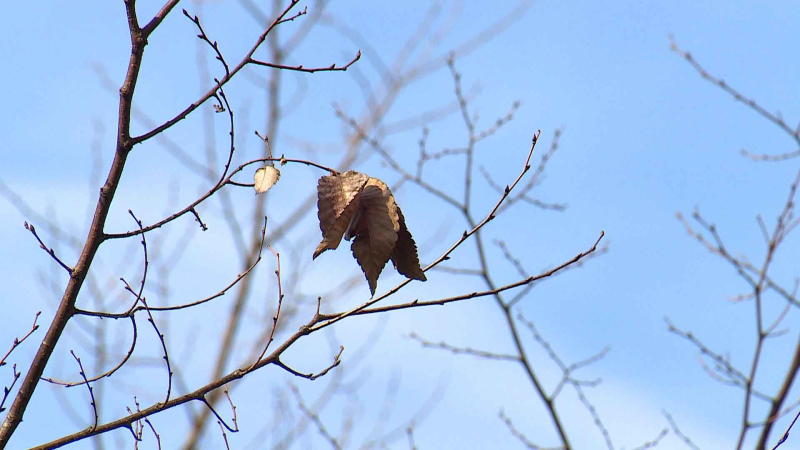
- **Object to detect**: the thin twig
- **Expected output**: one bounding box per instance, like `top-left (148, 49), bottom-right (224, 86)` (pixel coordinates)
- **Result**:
top-left (631, 428), bottom-right (669, 450)
top-left (408, 333), bottom-right (521, 362)
top-left (773, 403), bottom-right (800, 449)
top-left (125, 397), bottom-right (145, 445)
top-left (0, 311), bottom-right (41, 368)
top-left (68, 350), bottom-right (98, 430)
top-left (198, 396), bottom-right (239, 434)
top-left (189, 207), bottom-right (208, 231)
top-left (42, 316), bottom-right (137, 387)
top-left (0, 364), bottom-right (20, 414)
top-left (498, 410), bottom-right (548, 449)
top-left (23, 222), bottom-right (73, 275)
top-left (664, 411), bottom-right (701, 450)
top-left (132, 1), bottom-right (351, 144)
top-left (249, 244), bottom-right (285, 370)
top-left (143, 415), bottom-right (161, 450)
top-left (406, 425), bottom-right (417, 450)
top-left (217, 420), bottom-right (231, 450)
top-left (665, 317), bottom-right (770, 401)
top-left (223, 387), bottom-right (239, 432)
top-left (123, 210), bottom-right (173, 404)
top-left (105, 157), bottom-right (336, 240)
top-left (249, 50), bottom-right (361, 73)
top-left (76, 217), bottom-right (268, 317)
top-left (518, 312), bottom-right (612, 449)
top-left (317, 232), bottom-right (604, 318)
top-left (670, 36), bottom-right (800, 149)
top-left (274, 346), bottom-right (344, 381)
top-left (290, 384), bottom-right (342, 450)
top-left (182, 9), bottom-right (231, 77)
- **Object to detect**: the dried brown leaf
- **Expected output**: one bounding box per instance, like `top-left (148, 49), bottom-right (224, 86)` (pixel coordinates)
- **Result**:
top-left (350, 178), bottom-right (400, 295)
top-left (313, 171), bottom-right (369, 259)
top-left (313, 171), bottom-right (427, 294)
top-left (391, 207), bottom-right (426, 281)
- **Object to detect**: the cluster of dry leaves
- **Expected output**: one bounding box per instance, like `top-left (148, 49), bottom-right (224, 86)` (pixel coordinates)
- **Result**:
top-left (313, 171), bottom-right (426, 295)
top-left (255, 168), bottom-right (426, 295)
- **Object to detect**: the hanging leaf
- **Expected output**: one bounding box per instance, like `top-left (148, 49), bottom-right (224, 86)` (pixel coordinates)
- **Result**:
top-left (313, 170), bottom-right (427, 295)
top-left (254, 166), bottom-right (280, 194)
top-left (349, 178), bottom-right (400, 295)
top-left (313, 171), bottom-right (369, 259)
top-left (390, 207), bottom-right (426, 281)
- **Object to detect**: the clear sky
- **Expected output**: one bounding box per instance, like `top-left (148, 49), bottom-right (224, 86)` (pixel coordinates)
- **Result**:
top-left (2, 1), bottom-right (800, 449)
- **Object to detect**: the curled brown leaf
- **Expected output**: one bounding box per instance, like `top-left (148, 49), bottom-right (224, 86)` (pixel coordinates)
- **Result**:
top-left (313, 171), bottom-right (426, 295)
top-left (349, 178), bottom-right (400, 295)
top-left (391, 207), bottom-right (426, 281)
top-left (313, 171), bottom-right (369, 259)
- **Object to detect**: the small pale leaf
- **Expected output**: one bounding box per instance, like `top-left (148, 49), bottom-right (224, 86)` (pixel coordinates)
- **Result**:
top-left (313, 171), bottom-right (370, 259)
top-left (254, 166), bottom-right (280, 194)
top-left (391, 207), bottom-right (426, 281)
top-left (350, 178), bottom-right (400, 295)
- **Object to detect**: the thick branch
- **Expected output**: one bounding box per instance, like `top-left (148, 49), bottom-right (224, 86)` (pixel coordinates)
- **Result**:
top-left (0, 0), bottom-right (153, 444)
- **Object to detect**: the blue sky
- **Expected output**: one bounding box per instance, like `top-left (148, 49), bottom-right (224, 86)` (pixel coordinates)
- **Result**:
top-left (2, 1), bottom-right (800, 449)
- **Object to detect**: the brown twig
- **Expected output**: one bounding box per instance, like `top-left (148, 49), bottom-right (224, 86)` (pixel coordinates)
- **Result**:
top-left (406, 425), bottom-right (417, 450)
top-left (189, 207), bottom-right (208, 231)
top-left (183, 9), bottom-right (231, 78)
top-left (76, 217), bottom-right (268, 317)
top-left (23, 222), bottom-right (73, 275)
top-left (121, 210), bottom-right (173, 404)
top-left (0, 311), bottom-right (41, 368)
top-left (274, 346), bottom-right (344, 381)
top-left (125, 398), bottom-right (145, 445)
top-left (249, 245), bottom-right (285, 370)
top-left (774, 397), bottom-right (800, 449)
top-left (0, 364), bottom-right (20, 414)
top-left (677, 210), bottom-right (800, 309)
top-left (408, 333), bottom-right (520, 362)
top-left (664, 411), bottom-right (701, 450)
top-left (104, 157), bottom-right (336, 240)
top-left (670, 36), bottom-right (800, 154)
top-left (249, 50), bottom-right (361, 73)
top-left (448, 58), bottom-right (476, 210)
top-left (320, 232), bottom-right (603, 318)
top-left (665, 317), bottom-right (770, 400)
top-left (476, 100), bottom-right (520, 142)
top-left (68, 350), bottom-right (98, 430)
top-left (126, 396), bottom-right (161, 449)
top-left (197, 396), bottom-right (238, 434)
top-left (42, 316), bottom-right (137, 387)
top-left (143, 416), bottom-right (161, 450)
top-left (290, 384), bottom-right (342, 450)
top-left (631, 428), bottom-right (669, 450)
top-left (496, 128), bottom-right (566, 214)
top-left (223, 387), bottom-right (239, 432)
top-left (217, 420), bottom-right (231, 450)
top-left (132, 1), bottom-right (350, 144)
top-left (517, 312), bottom-right (612, 449)
top-left (498, 410), bottom-right (542, 449)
